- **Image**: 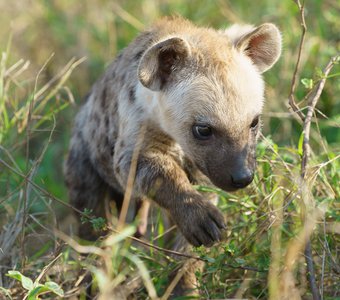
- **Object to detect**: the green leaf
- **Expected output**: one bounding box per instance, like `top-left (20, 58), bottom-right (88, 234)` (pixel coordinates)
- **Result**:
top-left (315, 68), bottom-right (324, 80)
top-left (27, 282), bottom-right (64, 300)
top-left (235, 258), bottom-right (246, 265)
top-left (44, 282), bottom-right (64, 297)
top-left (6, 270), bottom-right (33, 291)
top-left (225, 243), bottom-right (236, 255)
top-left (301, 78), bottom-right (313, 89)
top-left (298, 132), bottom-right (304, 156)
top-left (206, 265), bottom-right (219, 272)
top-left (80, 208), bottom-right (93, 224)
top-left (90, 217), bottom-right (106, 231)
top-left (202, 256), bottom-right (215, 263)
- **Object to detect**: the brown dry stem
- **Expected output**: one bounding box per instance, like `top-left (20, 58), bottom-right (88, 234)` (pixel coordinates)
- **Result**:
top-left (288, 0), bottom-right (307, 121)
top-left (286, 1), bottom-right (339, 299)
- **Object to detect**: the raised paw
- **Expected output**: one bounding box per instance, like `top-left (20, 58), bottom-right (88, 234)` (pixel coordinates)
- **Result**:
top-left (171, 196), bottom-right (226, 247)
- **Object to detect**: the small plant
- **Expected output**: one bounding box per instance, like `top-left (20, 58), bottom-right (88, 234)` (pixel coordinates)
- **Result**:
top-left (80, 208), bottom-right (107, 232)
top-left (6, 270), bottom-right (64, 300)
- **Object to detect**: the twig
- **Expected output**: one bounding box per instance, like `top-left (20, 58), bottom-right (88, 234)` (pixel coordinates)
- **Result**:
top-left (109, 227), bottom-right (264, 272)
top-left (320, 220), bottom-right (327, 299)
top-left (110, 226), bottom-right (203, 261)
top-left (288, 2), bottom-right (339, 299)
top-left (288, 0), bottom-right (307, 121)
top-left (300, 54), bottom-right (338, 300)
top-left (301, 55), bottom-right (339, 177)
top-left (305, 241), bottom-right (320, 300)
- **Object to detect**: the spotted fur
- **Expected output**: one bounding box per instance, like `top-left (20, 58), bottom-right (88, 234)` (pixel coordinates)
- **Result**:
top-left (65, 16), bottom-right (281, 295)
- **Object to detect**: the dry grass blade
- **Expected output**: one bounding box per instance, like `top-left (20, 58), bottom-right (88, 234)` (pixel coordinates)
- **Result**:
top-left (0, 209), bottom-right (23, 263)
top-left (55, 229), bottom-right (107, 257)
top-left (117, 125), bottom-right (146, 230)
top-left (279, 199), bottom-right (326, 300)
top-left (35, 253), bottom-right (63, 284)
top-left (160, 260), bottom-right (191, 300)
top-left (112, 3), bottom-right (144, 31)
top-left (122, 250), bottom-right (158, 300)
top-left (14, 56), bottom-right (85, 133)
top-left (34, 57), bottom-right (86, 111)
top-left (268, 188), bottom-right (284, 300)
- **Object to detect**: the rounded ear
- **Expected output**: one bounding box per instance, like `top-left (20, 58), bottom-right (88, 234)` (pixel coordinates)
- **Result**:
top-left (138, 37), bottom-right (191, 91)
top-left (227, 23), bottom-right (282, 73)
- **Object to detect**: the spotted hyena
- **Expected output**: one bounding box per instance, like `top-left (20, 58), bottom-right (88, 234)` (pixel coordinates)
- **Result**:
top-left (65, 15), bottom-right (281, 260)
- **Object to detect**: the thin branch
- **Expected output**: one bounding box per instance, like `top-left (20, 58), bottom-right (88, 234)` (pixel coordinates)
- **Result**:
top-left (320, 220), bottom-right (327, 299)
top-left (288, 2), bottom-right (339, 299)
top-left (301, 55), bottom-right (339, 177)
top-left (110, 226), bottom-right (203, 261)
top-left (300, 54), bottom-right (338, 300)
top-left (305, 241), bottom-right (320, 300)
top-left (109, 227), bottom-right (264, 273)
top-left (288, 0), bottom-right (307, 121)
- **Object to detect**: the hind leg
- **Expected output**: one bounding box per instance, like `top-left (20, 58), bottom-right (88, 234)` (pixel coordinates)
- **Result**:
top-left (134, 198), bottom-right (151, 238)
top-left (65, 140), bottom-right (108, 240)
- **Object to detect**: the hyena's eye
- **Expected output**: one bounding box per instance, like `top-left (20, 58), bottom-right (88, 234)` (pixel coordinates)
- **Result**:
top-left (192, 124), bottom-right (213, 140)
top-left (250, 116), bottom-right (260, 130)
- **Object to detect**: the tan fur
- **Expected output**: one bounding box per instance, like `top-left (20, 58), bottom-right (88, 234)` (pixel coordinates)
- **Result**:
top-left (65, 16), bottom-right (281, 296)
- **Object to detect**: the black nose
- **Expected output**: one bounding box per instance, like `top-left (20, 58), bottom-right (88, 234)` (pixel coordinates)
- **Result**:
top-left (231, 170), bottom-right (254, 189)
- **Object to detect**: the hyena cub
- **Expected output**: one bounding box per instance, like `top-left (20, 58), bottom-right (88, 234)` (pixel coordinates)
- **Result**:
top-left (65, 17), bottom-right (281, 246)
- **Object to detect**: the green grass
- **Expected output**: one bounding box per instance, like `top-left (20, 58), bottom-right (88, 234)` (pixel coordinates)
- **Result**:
top-left (0, 0), bottom-right (339, 299)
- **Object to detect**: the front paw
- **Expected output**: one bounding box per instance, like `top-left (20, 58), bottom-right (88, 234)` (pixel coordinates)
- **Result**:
top-left (171, 197), bottom-right (226, 247)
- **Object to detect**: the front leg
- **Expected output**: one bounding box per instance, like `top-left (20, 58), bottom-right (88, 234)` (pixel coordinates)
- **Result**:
top-left (115, 150), bottom-right (226, 247)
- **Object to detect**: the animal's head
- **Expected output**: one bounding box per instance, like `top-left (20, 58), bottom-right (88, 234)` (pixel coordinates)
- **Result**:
top-left (138, 21), bottom-right (281, 191)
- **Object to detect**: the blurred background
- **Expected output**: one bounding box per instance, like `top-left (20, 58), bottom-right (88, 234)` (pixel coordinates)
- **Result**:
top-left (0, 0), bottom-right (339, 298)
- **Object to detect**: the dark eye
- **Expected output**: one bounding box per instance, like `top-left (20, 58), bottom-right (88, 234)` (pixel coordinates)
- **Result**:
top-left (250, 116), bottom-right (260, 130)
top-left (192, 124), bottom-right (213, 140)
